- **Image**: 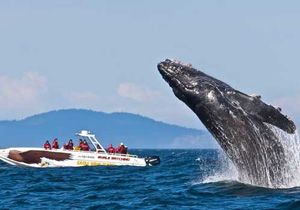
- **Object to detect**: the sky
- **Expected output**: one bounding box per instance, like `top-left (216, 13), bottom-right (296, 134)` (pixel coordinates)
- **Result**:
top-left (0, 0), bottom-right (300, 129)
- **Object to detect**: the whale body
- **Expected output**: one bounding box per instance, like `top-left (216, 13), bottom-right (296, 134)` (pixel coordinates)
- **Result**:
top-left (158, 59), bottom-right (296, 188)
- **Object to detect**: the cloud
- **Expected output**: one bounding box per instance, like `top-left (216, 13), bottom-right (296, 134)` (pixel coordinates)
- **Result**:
top-left (0, 72), bottom-right (47, 109)
top-left (117, 83), bottom-right (161, 102)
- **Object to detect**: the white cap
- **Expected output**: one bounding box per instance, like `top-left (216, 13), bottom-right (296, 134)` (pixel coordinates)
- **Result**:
top-left (120, 142), bottom-right (124, 145)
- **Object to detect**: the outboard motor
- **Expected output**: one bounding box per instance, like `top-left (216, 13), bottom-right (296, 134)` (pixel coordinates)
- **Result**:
top-left (145, 156), bottom-right (160, 166)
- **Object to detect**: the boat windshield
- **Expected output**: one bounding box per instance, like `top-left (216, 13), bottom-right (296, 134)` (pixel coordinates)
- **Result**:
top-left (76, 130), bottom-right (107, 154)
top-left (77, 138), bottom-right (95, 152)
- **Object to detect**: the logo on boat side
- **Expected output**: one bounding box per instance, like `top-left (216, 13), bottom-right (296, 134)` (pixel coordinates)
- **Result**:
top-left (77, 155), bottom-right (95, 159)
top-left (98, 156), bottom-right (110, 160)
top-left (77, 160), bottom-right (113, 166)
top-left (111, 157), bottom-right (130, 161)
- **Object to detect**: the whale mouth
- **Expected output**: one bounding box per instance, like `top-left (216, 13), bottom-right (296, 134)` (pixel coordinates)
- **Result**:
top-left (157, 59), bottom-right (198, 90)
top-left (157, 59), bottom-right (180, 80)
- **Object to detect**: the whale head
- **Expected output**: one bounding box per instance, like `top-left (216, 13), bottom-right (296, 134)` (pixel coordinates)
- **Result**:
top-left (158, 59), bottom-right (229, 115)
top-left (158, 59), bottom-right (296, 136)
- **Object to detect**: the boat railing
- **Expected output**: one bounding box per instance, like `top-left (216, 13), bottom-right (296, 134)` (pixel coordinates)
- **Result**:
top-left (111, 153), bottom-right (138, 158)
top-left (98, 151), bottom-right (138, 158)
top-left (66, 149), bottom-right (138, 158)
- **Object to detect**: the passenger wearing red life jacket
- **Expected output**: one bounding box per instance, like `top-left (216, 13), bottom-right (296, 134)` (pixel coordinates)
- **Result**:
top-left (63, 139), bottom-right (73, 150)
top-left (117, 143), bottom-right (126, 154)
top-left (107, 144), bottom-right (115, 153)
top-left (81, 140), bottom-right (90, 151)
top-left (79, 139), bottom-right (84, 150)
top-left (44, 140), bottom-right (51, 150)
top-left (67, 139), bottom-right (74, 150)
top-left (52, 138), bottom-right (59, 149)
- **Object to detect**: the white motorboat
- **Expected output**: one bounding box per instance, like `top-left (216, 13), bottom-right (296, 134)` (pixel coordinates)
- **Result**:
top-left (0, 130), bottom-right (160, 168)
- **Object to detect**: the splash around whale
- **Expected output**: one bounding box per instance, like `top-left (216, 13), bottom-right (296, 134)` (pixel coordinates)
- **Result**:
top-left (158, 59), bottom-right (299, 188)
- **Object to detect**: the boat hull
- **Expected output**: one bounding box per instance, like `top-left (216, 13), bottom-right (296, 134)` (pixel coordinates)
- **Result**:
top-left (0, 148), bottom-right (159, 168)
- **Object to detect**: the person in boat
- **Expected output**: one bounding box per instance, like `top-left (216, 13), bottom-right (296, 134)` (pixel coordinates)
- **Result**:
top-left (81, 140), bottom-right (90, 151)
top-left (117, 143), bottom-right (126, 154)
top-left (67, 139), bottom-right (74, 150)
top-left (64, 139), bottom-right (74, 150)
top-left (52, 138), bottom-right (59, 149)
top-left (107, 144), bottom-right (115, 153)
top-left (79, 139), bottom-right (84, 150)
top-left (44, 140), bottom-right (51, 150)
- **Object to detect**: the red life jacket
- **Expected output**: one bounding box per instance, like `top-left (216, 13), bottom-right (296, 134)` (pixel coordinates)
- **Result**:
top-left (79, 142), bottom-right (84, 150)
top-left (52, 142), bottom-right (59, 149)
top-left (82, 143), bottom-right (90, 151)
top-left (67, 142), bottom-right (74, 150)
top-left (44, 143), bottom-right (51, 150)
top-left (108, 147), bottom-right (115, 153)
top-left (118, 145), bottom-right (126, 154)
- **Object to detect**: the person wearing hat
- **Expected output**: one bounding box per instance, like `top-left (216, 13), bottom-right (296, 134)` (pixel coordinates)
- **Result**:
top-left (117, 142), bottom-right (126, 154)
top-left (52, 138), bottom-right (59, 149)
top-left (67, 139), bottom-right (74, 150)
top-left (79, 139), bottom-right (84, 150)
top-left (44, 140), bottom-right (51, 150)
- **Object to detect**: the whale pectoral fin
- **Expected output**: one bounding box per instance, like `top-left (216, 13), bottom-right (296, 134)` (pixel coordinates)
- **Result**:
top-left (259, 105), bottom-right (296, 134)
top-left (235, 92), bottom-right (297, 134)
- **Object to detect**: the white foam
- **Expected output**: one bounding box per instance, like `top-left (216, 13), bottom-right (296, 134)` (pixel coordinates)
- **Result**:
top-left (197, 126), bottom-right (300, 189)
top-left (268, 126), bottom-right (300, 188)
top-left (200, 150), bottom-right (239, 184)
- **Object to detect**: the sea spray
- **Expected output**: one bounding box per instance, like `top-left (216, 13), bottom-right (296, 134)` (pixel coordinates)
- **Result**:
top-left (200, 127), bottom-right (300, 189)
top-left (199, 150), bottom-right (239, 184)
top-left (269, 126), bottom-right (300, 188)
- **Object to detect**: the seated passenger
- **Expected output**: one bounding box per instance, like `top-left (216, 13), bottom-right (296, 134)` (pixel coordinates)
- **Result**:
top-left (67, 139), bottom-right (74, 150)
top-left (79, 139), bottom-right (84, 150)
top-left (117, 143), bottom-right (126, 154)
top-left (52, 138), bottom-right (59, 149)
top-left (63, 139), bottom-right (73, 150)
top-left (44, 140), bottom-right (51, 150)
top-left (81, 140), bottom-right (90, 151)
top-left (107, 144), bottom-right (115, 153)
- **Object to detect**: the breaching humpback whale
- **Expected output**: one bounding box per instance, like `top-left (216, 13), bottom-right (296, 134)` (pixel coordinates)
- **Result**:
top-left (158, 59), bottom-right (296, 188)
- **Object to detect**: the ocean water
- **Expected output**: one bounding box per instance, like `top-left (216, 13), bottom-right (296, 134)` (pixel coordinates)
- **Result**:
top-left (1, 149), bottom-right (300, 210)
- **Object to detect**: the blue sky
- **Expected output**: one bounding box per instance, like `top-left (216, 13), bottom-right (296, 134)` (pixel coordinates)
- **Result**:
top-left (0, 1), bottom-right (300, 128)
